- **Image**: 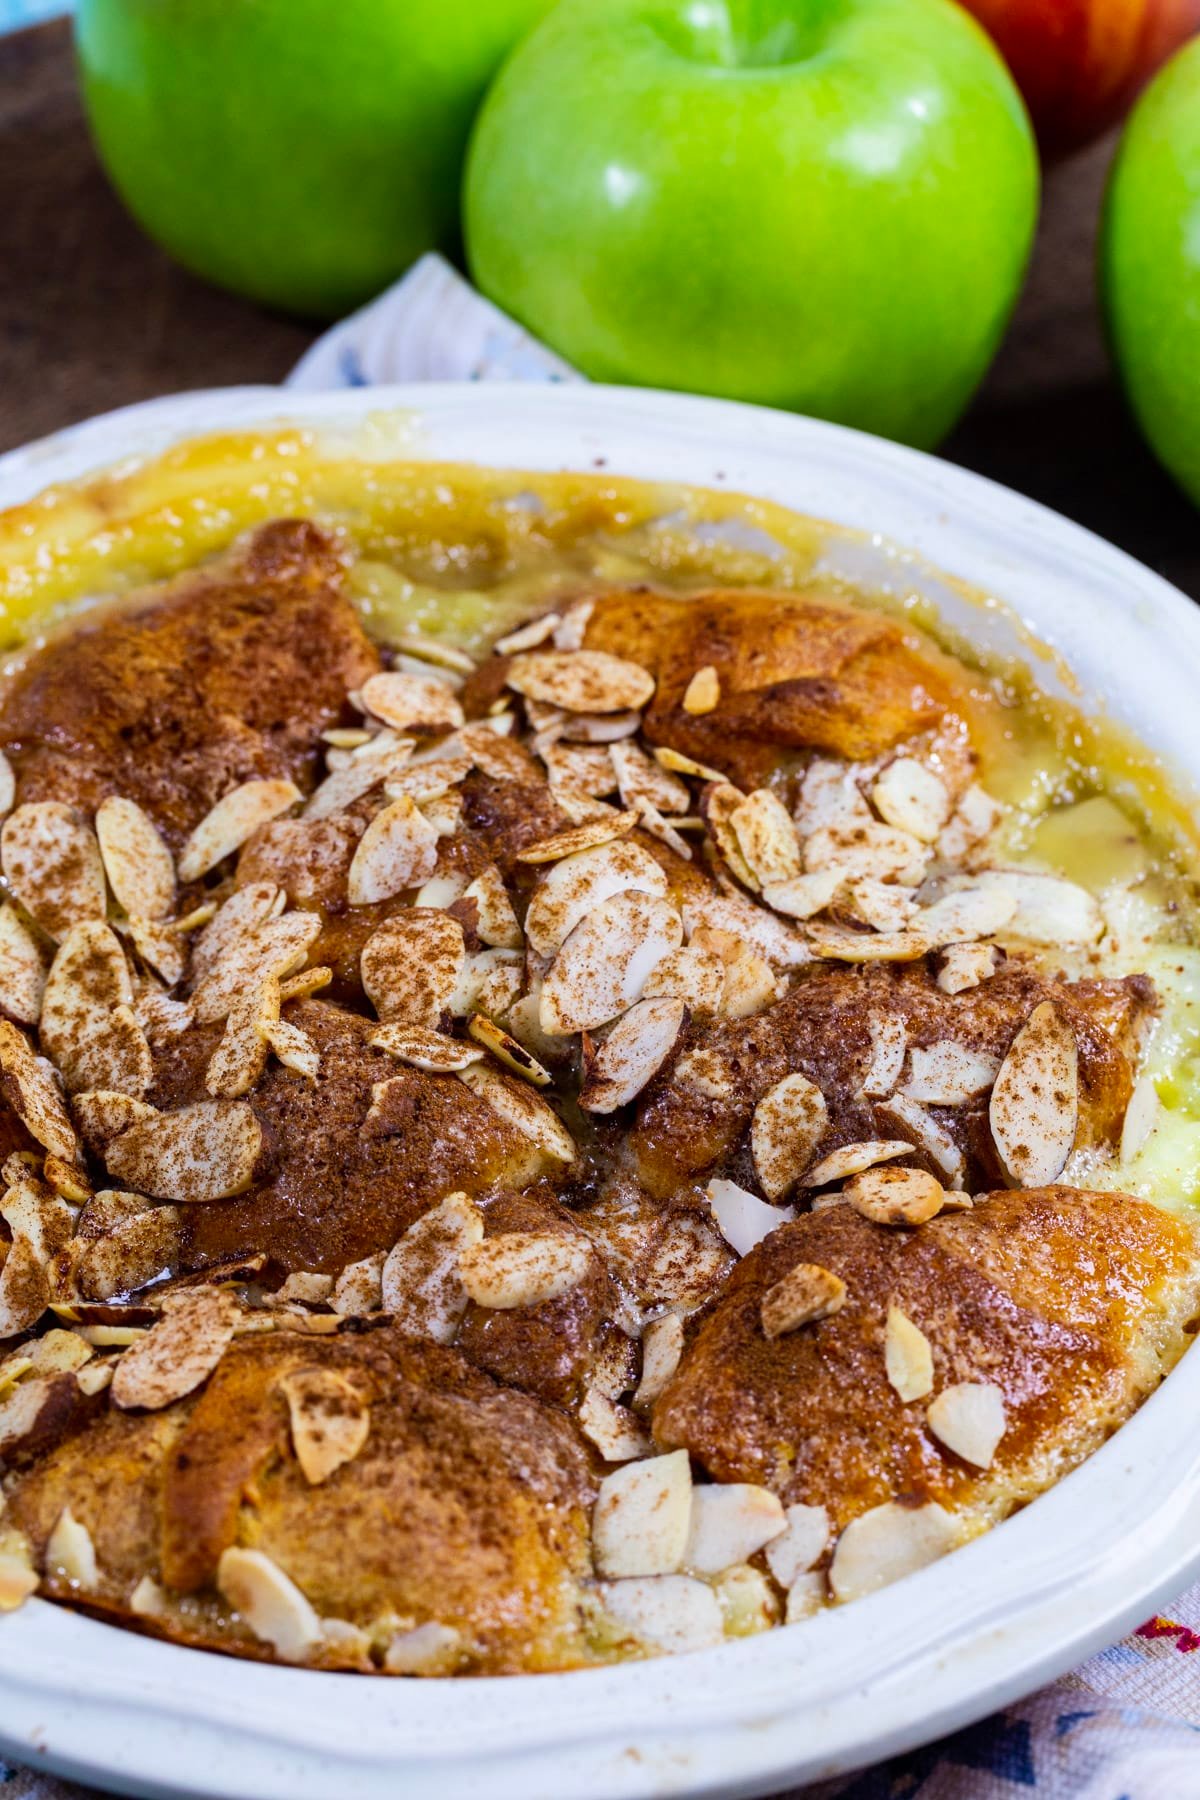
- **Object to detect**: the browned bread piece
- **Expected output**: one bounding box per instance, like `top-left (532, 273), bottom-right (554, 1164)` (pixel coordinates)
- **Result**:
top-left (629, 962), bottom-right (1153, 1200)
top-left (7, 1325), bottom-right (597, 1675)
top-left (136, 1000), bottom-right (552, 1275)
top-left (652, 1187), bottom-right (1200, 1531)
top-left (579, 588), bottom-right (968, 789)
top-left (0, 520), bottom-right (380, 849)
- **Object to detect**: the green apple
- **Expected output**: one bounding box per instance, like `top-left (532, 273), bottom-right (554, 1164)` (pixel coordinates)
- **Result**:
top-left (1102, 37), bottom-right (1200, 507)
top-left (464, 0), bottom-right (1038, 448)
top-left (75, 0), bottom-right (551, 318)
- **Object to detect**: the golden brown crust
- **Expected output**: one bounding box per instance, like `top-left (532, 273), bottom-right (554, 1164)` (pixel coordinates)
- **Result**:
top-left (652, 1188), bottom-right (1200, 1528)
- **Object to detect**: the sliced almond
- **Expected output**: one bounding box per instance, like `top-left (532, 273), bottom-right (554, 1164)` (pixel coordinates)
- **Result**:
top-left (279, 1366), bottom-right (370, 1485)
top-left (829, 1500), bottom-right (958, 1603)
top-left (861, 1014), bottom-right (907, 1099)
top-left (360, 910), bottom-right (466, 1030)
top-left (462, 866), bottom-right (522, 950)
top-left (347, 795), bottom-right (438, 906)
top-left (1, 803), bottom-right (106, 940)
top-left (593, 1450), bottom-right (692, 1577)
top-left (507, 649), bottom-right (654, 715)
top-left (305, 742), bottom-right (415, 820)
top-left (731, 790), bottom-right (803, 888)
top-left (885, 1305), bottom-right (934, 1402)
top-left (989, 1001), bottom-right (1079, 1187)
top-left (751, 1073), bottom-right (828, 1202)
top-left (73, 1089), bottom-right (157, 1150)
top-left (279, 965), bottom-right (331, 1004)
top-left (876, 1093), bottom-right (967, 1187)
top-left (457, 1061), bottom-right (577, 1166)
top-left (330, 1252), bottom-right (384, 1319)
top-left (761, 869), bottom-right (842, 921)
top-left (691, 926), bottom-right (779, 1022)
top-left (541, 891), bottom-right (683, 1034)
top-left (264, 1017), bottom-right (320, 1081)
top-left (872, 760), bottom-right (951, 843)
top-left (806, 923), bottom-right (928, 965)
top-left (42, 1153), bottom-right (91, 1203)
top-left (926, 1381), bottom-right (1006, 1469)
top-left (902, 1042), bottom-right (999, 1106)
top-left (459, 1230), bottom-right (593, 1309)
top-left (178, 780), bottom-right (300, 883)
top-left (0, 1019), bottom-right (79, 1162)
top-left (45, 1506), bottom-right (98, 1589)
top-left (191, 912), bottom-right (321, 1026)
top-left (525, 839), bottom-right (667, 958)
top-left (936, 942), bottom-right (1001, 995)
top-left (359, 671), bottom-right (464, 734)
top-left (704, 783), bottom-right (758, 891)
top-left (682, 665), bottom-right (720, 715)
top-left (205, 976), bottom-right (281, 1099)
top-left (0, 1547), bottom-right (38, 1612)
top-left (681, 885), bottom-right (809, 970)
top-left (451, 949), bottom-right (524, 1022)
top-left (542, 741), bottom-right (619, 805)
top-left (0, 752), bottom-right (12, 817)
top-left (706, 1178), bottom-right (795, 1258)
top-left (135, 990), bottom-right (196, 1042)
top-left (914, 886), bottom-right (1017, 947)
top-left (844, 1165), bottom-right (945, 1226)
top-left (216, 1547), bottom-right (321, 1662)
top-left (841, 879), bottom-right (917, 934)
top-left (0, 903), bottom-right (47, 1026)
top-left (370, 1022), bottom-right (482, 1073)
top-left (390, 631), bottom-right (475, 675)
top-left (765, 1504), bottom-right (829, 1589)
top-left (804, 821), bottom-right (928, 887)
top-left (456, 721), bottom-right (540, 783)
top-left (2, 1171), bottom-right (73, 1262)
top-left (597, 1574), bottom-right (723, 1653)
top-left (75, 1359), bottom-right (115, 1397)
top-left (468, 1013), bottom-right (551, 1086)
top-left (39, 920), bottom-right (154, 1097)
top-left (654, 745), bottom-right (726, 782)
top-left (579, 997), bottom-right (685, 1113)
top-left (610, 740), bottom-right (690, 816)
top-left (517, 812), bottom-right (639, 867)
top-left (796, 759), bottom-right (873, 835)
top-left (559, 710), bottom-right (643, 744)
top-left (191, 883), bottom-right (283, 982)
top-left (579, 1387), bottom-right (652, 1462)
top-left (380, 1191), bottom-right (484, 1342)
top-left (966, 870), bottom-right (1104, 946)
top-left (112, 1286), bottom-right (237, 1409)
top-left (1121, 1071), bottom-right (1160, 1162)
top-left (685, 1484), bottom-right (786, 1576)
top-left (384, 1621), bottom-right (463, 1675)
top-left (495, 612), bottom-right (561, 655)
top-left (0, 1236), bottom-right (49, 1339)
top-left (785, 1570), bottom-right (827, 1623)
top-left (634, 1313), bottom-right (685, 1409)
top-left (129, 1575), bottom-right (167, 1617)
top-left (761, 1262), bottom-right (846, 1338)
top-left (121, 916), bottom-right (187, 988)
top-left (76, 1206), bottom-right (181, 1302)
top-left (802, 1141), bottom-right (914, 1188)
top-left (95, 797), bottom-right (175, 920)
top-left (642, 944), bottom-right (724, 1019)
top-left (106, 1101), bottom-right (263, 1203)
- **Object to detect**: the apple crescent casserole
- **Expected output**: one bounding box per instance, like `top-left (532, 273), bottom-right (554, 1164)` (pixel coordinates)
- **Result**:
top-left (0, 514), bottom-right (1194, 1673)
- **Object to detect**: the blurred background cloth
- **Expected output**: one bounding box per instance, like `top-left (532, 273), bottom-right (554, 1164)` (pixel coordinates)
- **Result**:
top-left (0, 1), bottom-right (65, 29)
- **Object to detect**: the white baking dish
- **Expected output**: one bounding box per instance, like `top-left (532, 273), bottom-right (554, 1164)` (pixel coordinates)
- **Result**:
top-left (0, 382), bottom-right (1198, 1800)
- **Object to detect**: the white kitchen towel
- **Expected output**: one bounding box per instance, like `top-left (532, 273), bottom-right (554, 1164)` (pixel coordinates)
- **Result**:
top-left (6, 251), bottom-right (1199, 1800)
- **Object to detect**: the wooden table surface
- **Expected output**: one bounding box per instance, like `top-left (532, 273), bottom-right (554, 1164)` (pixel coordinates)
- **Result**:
top-left (2, 17), bottom-right (1197, 604)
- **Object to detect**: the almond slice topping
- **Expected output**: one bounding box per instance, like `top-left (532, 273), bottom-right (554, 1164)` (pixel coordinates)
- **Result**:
top-left (681, 884), bottom-right (809, 970)
top-left (989, 1001), bottom-right (1079, 1187)
top-left (610, 740), bottom-right (690, 816)
top-left (458, 1231), bottom-right (593, 1309)
top-left (191, 882), bottom-right (283, 981)
top-left (73, 1089), bottom-right (158, 1150)
top-left (761, 1262), bottom-right (846, 1338)
top-left (384, 1622), bottom-right (463, 1675)
top-left (802, 1141), bottom-right (914, 1188)
top-left (804, 820), bottom-right (928, 887)
top-left (381, 1191), bottom-right (484, 1342)
top-left (305, 743), bottom-right (415, 820)
top-left (0, 752), bottom-right (12, 818)
top-left (579, 1387), bottom-right (652, 1462)
top-left (731, 789), bottom-right (803, 888)
top-left (462, 865), bottom-right (523, 950)
top-left (871, 759), bottom-right (951, 843)
top-left (926, 1381), bottom-right (1006, 1468)
top-left (902, 1042), bottom-right (1000, 1105)
top-left (876, 1093), bottom-right (966, 1188)
top-left (330, 1253), bottom-right (384, 1318)
top-left (105, 1100), bottom-right (263, 1203)
top-left (359, 670), bottom-right (464, 734)
top-left (682, 665), bottom-right (720, 715)
top-left (494, 612), bottom-right (561, 655)
top-left (654, 745), bottom-right (726, 782)
top-left (844, 1166), bottom-right (945, 1226)
top-left (594, 1450), bottom-right (692, 1577)
top-left (706, 1178), bottom-right (795, 1257)
top-left (517, 812), bottom-right (640, 866)
top-left (370, 1022), bottom-right (483, 1073)
top-left (191, 912), bottom-right (321, 1026)
top-left (691, 927), bottom-right (779, 1022)
top-left (361, 911), bottom-right (465, 1027)
top-left (761, 868), bottom-right (842, 921)
top-left (765, 1504), bottom-right (829, 1589)
top-left (0, 1236), bottom-right (49, 1339)
top-left (965, 870), bottom-right (1104, 946)
top-left (559, 710), bottom-right (644, 744)
top-left (541, 891), bottom-right (683, 1034)
top-left (0, 904), bottom-right (47, 1027)
top-left (468, 1014), bottom-right (551, 1087)
top-left (95, 797), bottom-right (175, 920)
top-left (112, 1287), bottom-right (238, 1410)
top-left (76, 1205), bottom-right (182, 1303)
top-left (643, 944), bottom-right (725, 1018)
top-left (685, 1484), bottom-right (786, 1576)
top-left (597, 1575), bottom-right (723, 1653)
top-left (829, 1500), bottom-right (958, 1603)
top-left (205, 975), bottom-right (280, 1099)
top-left (0, 1546), bottom-right (38, 1612)
top-left (525, 838), bottom-right (667, 957)
top-left (634, 1313), bottom-right (685, 1409)
top-left (885, 1305), bottom-right (934, 1401)
top-left (121, 916), bottom-right (187, 988)
top-left (0, 1019), bottom-right (79, 1162)
top-left (1, 803), bottom-right (106, 940)
top-left (579, 997), bottom-right (686, 1113)
top-left (936, 942), bottom-right (1001, 995)
top-left (860, 1013), bottom-right (907, 1098)
top-left (264, 1018), bottom-right (320, 1081)
top-left (458, 1061), bottom-right (577, 1165)
top-left (46, 1506), bottom-right (98, 1589)
top-left (751, 1072), bottom-right (828, 1202)
top-left (216, 1547), bottom-right (321, 1662)
top-left (41, 921), bottom-right (152, 1097)
top-left (178, 780), bottom-right (301, 883)
top-left (279, 1366), bottom-right (370, 1485)
top-left (347, 794), bottom-right (439, 906)
top-left (507, 649), bottom-right (655, 715)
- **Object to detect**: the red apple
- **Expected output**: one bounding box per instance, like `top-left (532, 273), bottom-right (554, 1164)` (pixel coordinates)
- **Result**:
top-left (961, 0), bottom-right (1200, 156)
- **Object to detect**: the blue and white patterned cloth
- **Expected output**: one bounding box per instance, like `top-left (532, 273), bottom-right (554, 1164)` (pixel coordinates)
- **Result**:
top-left (8, 251), bottom-right (1200, 1800)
